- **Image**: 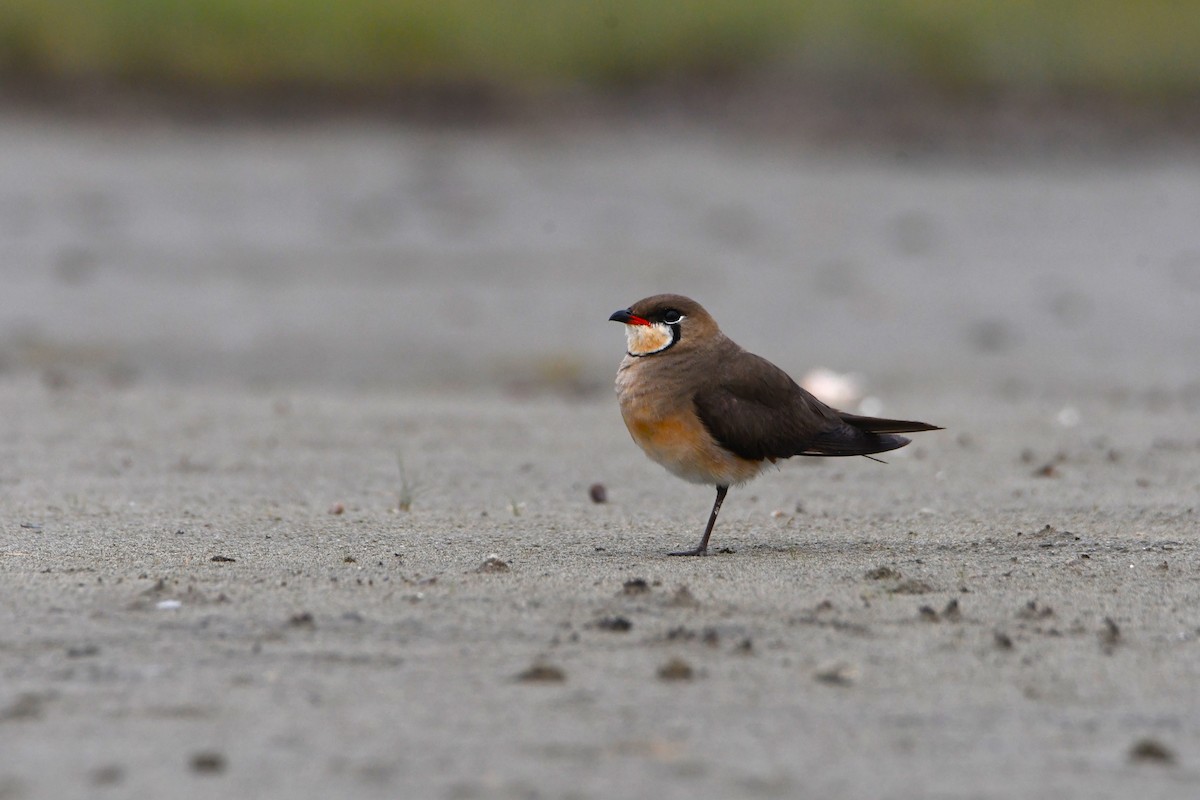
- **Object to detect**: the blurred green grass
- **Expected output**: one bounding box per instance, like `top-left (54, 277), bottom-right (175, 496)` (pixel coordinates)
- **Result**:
top-left (2, 0), bottom-right (1199, 97)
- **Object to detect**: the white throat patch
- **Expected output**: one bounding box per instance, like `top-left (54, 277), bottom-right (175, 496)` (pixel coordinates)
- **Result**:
top-left (625, 321), bottom-right (677, 357)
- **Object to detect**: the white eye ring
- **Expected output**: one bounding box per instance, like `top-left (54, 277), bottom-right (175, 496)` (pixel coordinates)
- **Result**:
top-left (663, 311), bottom-right (684, 324)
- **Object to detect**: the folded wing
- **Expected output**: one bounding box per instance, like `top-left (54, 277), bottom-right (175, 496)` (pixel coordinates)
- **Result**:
top-left (693, 351), bottom-right (941, 460)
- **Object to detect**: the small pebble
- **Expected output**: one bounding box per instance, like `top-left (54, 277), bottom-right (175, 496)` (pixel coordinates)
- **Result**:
top-left (890, 579), bottom-right (934, 595)
top-left (475, 556), bottom-right (510, 574)
top-left (1101, 617), bottom-right (1121, 652)
top-left (66, 644), bottom-right (100, 658)
top-left (814, 661), bottom-right (858, 686)
top-left (516, 663), bottom-right (566, 683)
top-left (594, 616), bottom-right (632, 632)
top-left (588, 483), bottom-right (608, 503)
top-left (657, 658), bottom-right (694, 681)
top-left (1129, 738), bottom-right (1175, 764)
top-left (189, 752), bottom-right (226, 774)
top-left (942, 598), bottom-right (962, 621)
top-left (287, 612), bottom-right (315, 628)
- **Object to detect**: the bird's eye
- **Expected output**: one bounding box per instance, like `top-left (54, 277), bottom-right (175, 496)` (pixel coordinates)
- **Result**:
top-left (662, 309), bottom-right (682, 324)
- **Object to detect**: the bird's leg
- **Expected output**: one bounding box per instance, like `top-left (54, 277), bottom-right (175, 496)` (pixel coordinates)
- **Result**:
top-left (669, 485), bottom-right (729, 556)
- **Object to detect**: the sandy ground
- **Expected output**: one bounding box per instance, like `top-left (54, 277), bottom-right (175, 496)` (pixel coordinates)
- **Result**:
top-left (2, 112), bottom-right (1200, 799)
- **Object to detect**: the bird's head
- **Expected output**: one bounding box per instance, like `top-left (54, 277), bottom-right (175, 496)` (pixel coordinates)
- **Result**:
top-left (609, 294), bottom-right (718, 357)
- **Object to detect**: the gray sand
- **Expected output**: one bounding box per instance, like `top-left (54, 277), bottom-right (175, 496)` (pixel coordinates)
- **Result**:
top-left (2, 114), bottom-right (1200, 798)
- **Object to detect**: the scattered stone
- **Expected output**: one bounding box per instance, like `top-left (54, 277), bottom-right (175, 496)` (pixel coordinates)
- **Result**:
top-left (942, 598), bottom-right (962, 621)
top-left (155, 599), bottom-right (182, 611)
top-left (66, 644), bottom-right (100, 658)
top-left (588, 483), bottom-right (608, 503)
top-left (665, 626), bottom-right (695, 641)
top-left (594, 616), bottom-right (632, 632)
top-left (1101, 617), bottom-right (1121, 653)
top-left (210, 555), bottom-right (236, 563)
top-left (189, 752), bottom-right (226, 774)
top-left (733, 638), bottom-right (754, 654)
top-left (701, 628), bottom-right (720, 647)
top-left (814, 661), bottom-right (858, 686)
top-left (516, 662), bottom-right (566, 683)
top-left (622, 578), bottom-right (651, 595)
top-left (0, 692), bottom-right (46, 720)
top-left (994, 631), bottom-right (1014, 650)
top-left (657, 657), bottom-right (694, 681)
top-left (343, 555), bottom-right (357, 564)
top-left (889, 579), bottom-right (935, 595)
top-left (1129, 738), bottom-right (1175, 764)
top-left (287, 612), bottom-right (315, 628)
top-left (1017, 600), bottom-right (1054, 620)
top-left (475, 556), bottom-right (510, 574)
top-left (865, 566), bottom-right (900, 580)
top-left (328, 502), bottom-right (345, 515)
top-left (918, 605), bottom-right (939, 621)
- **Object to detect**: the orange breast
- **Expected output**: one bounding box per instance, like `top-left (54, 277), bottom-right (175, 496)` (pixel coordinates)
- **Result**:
top-left (622, 404), bottom-right (763, 487)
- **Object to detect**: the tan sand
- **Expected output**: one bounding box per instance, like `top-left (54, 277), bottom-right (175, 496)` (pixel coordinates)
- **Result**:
top-left (2, 113), bottom-right (1199, 798)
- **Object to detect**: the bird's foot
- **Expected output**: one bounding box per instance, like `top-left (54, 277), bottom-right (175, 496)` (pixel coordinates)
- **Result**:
top-left (667, 547), bottom-right (708, 557)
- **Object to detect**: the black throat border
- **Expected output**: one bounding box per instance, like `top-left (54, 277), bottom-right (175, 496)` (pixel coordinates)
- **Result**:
top-left (627, 322), bottom-right (681, 358)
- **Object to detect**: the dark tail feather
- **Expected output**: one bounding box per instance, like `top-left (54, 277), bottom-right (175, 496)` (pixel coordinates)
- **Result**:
top-left (801, 428), bottom-right (912, 457)
top-left (799, 414), bottom-right (940, 457)
top-left (837, 413), bottom-right (943, 435)
top-left (864, 433), bottom-right (913, 453)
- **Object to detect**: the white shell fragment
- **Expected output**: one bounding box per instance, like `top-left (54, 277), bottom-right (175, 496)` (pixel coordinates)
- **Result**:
top-left (800, 367), bottom-right (864, 409)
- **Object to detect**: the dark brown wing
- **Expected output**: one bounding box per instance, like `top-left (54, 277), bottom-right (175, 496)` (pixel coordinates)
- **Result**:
top-left (692, 351), bottom-right (840, 460)
top-left (693, 350), bottom-right (940, 460)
